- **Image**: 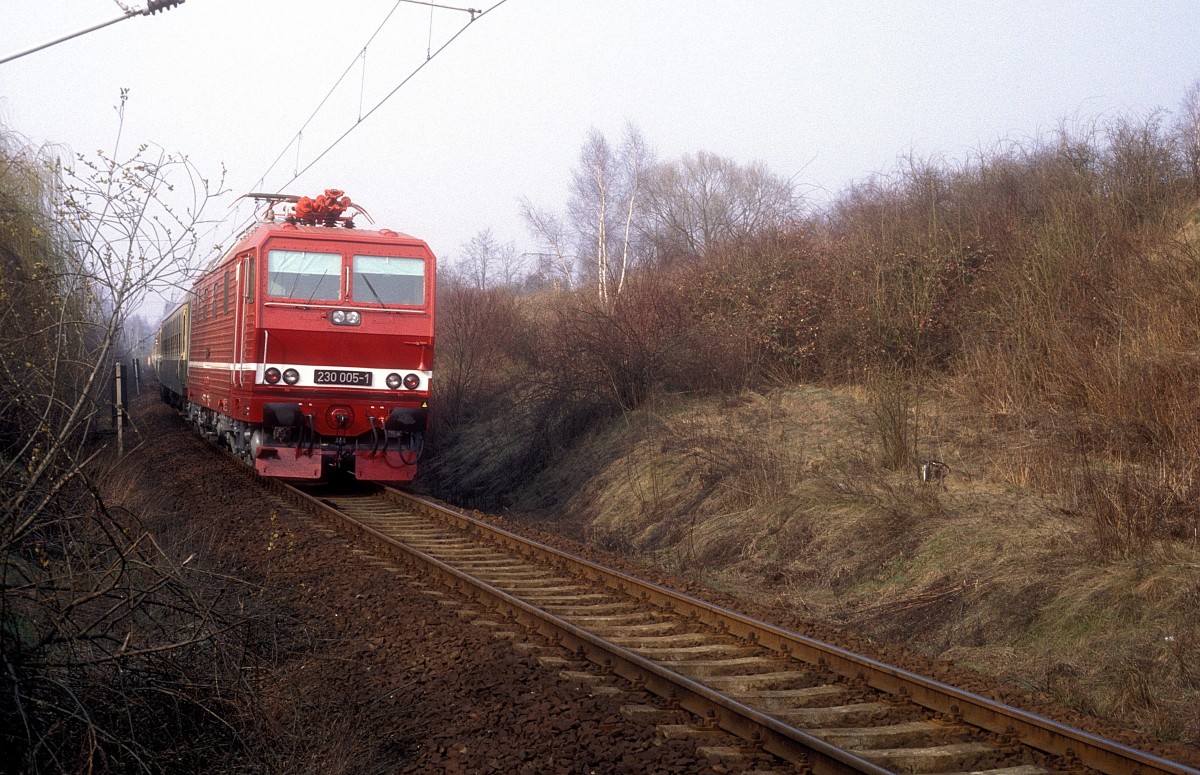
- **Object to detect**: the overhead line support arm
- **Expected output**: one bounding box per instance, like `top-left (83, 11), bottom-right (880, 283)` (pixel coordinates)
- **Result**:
top-left (0, 1), bottom-right (185, 67)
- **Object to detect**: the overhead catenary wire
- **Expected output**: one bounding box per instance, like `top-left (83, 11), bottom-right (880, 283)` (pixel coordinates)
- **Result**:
top-left (250, 0), bottom-right (408, 195)
top-left (249, 0), bottom-right (490, 196)
top-left (281, 4), bottom-right (504, 190)
top-left (215, 0), bottom-right (505, 257)
top-left (428, 4), bottom-right (436, 60)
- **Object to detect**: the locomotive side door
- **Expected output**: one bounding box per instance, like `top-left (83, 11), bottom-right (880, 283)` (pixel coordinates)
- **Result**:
top-left (234, 249), bottom-right (257, 388)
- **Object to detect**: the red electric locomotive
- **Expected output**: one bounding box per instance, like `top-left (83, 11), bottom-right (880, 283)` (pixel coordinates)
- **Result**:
top-left (158, 190), bottom-right (435, 482)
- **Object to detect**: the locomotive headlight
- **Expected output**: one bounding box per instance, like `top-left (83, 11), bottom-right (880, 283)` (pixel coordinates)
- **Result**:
top-left (264, 367), bottom-right (281, 384)
top-left (330, 309), bottom-right (361, 326)
top-left (331, 310), bottom-right (346, 324)
top-left (346, 310), bottom-right (361, 325)
top-left (282, 368), bottom-right (300, 385)
top-left (403, 373), bottom-right (421, 390)
top-left (386, 372), bottom-right (402, 390)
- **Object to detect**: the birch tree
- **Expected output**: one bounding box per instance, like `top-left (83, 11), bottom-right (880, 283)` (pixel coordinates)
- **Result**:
top-left (1179, 80), bottom-right (1200, 190)
top-left (567, 125), bottom-right (652, 305)
top-left (570, 129), bottom-right (615, 303)
top-left (521, 125), bottom-right (652, 303)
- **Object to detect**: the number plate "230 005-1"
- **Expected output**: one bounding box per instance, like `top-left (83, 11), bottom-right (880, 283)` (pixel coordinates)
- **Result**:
top-left (313, 369), bottom-right (373, 386)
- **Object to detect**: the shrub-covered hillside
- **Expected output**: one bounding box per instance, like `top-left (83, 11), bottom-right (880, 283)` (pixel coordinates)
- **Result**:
top-left (426, 109), bottom-right (1200, 744)
top-left (432, 111), bottom-right (1200, 528)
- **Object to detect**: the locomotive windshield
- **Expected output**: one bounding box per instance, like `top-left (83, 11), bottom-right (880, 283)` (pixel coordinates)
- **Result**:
top-left (351, 255), bottom-right (425, 306)
top-left (264, 249), bottom-right (426, 306)
top-left (267, 250), bottom-right (341, 300)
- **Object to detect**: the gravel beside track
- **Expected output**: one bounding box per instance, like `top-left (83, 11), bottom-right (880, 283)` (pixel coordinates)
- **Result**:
top-left (125, 395), bottom-right (723, 772)
top-left (120, 392), bottom-right (1199, 772)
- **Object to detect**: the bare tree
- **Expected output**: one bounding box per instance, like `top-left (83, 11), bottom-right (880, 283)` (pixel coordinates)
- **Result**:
top-left (523, 129), bottom-right (801, 293)
top-left (570, 130), bottom-right (615, 304)
top-left (457, 227), bottom-right (524, 289)
top-left (520, 125), bottom-right (652, 303)
top-left (1179, 80), bottom-right (1200, 190)
top-left (3, 96), bottom-right (220, 533)
top-left (614, 126), bottom-right (651, 298)
top-left (567, 125), bottom-right (652, 305)
top-left (519, 198), bottom-right (576, 290)
top-left (1, 99), bottom-right (231, 771)
top-left (641, 150), bottom-right (801, 261)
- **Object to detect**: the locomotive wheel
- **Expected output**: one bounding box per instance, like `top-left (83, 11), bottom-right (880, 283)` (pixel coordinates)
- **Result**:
top-left (247, 429), bottom-right (265, 466)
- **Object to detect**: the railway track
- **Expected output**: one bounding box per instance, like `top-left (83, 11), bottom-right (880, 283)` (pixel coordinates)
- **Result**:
top-left (276, 480), bottom-right (1199, 775)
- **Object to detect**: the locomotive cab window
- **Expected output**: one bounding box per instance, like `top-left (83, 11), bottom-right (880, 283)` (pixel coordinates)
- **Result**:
top-left (351, 255), bottom-right (425, 306)
top-left (266, 250), bottom-right (341, 301)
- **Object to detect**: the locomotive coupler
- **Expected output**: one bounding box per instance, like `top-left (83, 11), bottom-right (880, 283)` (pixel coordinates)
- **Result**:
top-left (332, 411), bottom-right (350, 456)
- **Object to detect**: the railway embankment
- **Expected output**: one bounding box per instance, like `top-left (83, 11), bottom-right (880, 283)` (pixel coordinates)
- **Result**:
top-left (426, 381), bottom-right (1200, 759)
top-left (119, 386), bottom-right (1200, 770)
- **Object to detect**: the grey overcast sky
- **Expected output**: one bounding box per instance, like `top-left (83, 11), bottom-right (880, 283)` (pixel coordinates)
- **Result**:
top-left (1, 1), bottom-right (1198, 281)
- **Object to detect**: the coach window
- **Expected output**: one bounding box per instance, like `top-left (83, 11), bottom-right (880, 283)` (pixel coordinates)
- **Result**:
top-left (266, 250), bottom-right (341, 301)
top-left (351, 255), bottom-right (425, 306)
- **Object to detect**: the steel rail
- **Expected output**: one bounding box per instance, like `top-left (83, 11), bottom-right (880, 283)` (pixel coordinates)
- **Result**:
top-left (279, 481), bottom-right (892, 773)
top-left (259, 474), bottom-right (1199, 775)
top-left (378, 488), bottom-right (1198, 775)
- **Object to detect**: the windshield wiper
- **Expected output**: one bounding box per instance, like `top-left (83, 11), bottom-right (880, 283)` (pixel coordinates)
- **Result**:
top-left (301, 270), bottom-right (328, 305)
top-left (359, 273), bottom-right (386, 307)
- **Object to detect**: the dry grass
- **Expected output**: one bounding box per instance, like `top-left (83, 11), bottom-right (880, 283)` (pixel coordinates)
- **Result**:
top-left (529, 380), bottom-right (1200, 746)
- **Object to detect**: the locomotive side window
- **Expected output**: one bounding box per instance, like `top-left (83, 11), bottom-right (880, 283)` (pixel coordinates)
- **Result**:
top-left (351, 255), bottom-right (425, 306)
top-left (266, 250), bottom-right (341, 301)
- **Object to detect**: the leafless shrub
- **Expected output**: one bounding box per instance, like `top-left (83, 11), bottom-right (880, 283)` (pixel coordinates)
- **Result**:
top-left (2, 472), bottom-right (263, 771)
top-left (0, 107), bottom-right (252, 771)
top-left (526, 273), bottom-right (704, 412)
top-left (869, 367), bottom-right (918, 471)
top-left (432, 280), bottom-right (524, 430)
top-left (684, 230), bottom-right (825, 384)
top-left (1072, 455), bottom-right (1200, 560)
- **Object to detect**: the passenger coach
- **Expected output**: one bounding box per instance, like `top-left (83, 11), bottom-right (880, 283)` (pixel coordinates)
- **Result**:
top-left (156, 190), bottom-right (434, 482)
